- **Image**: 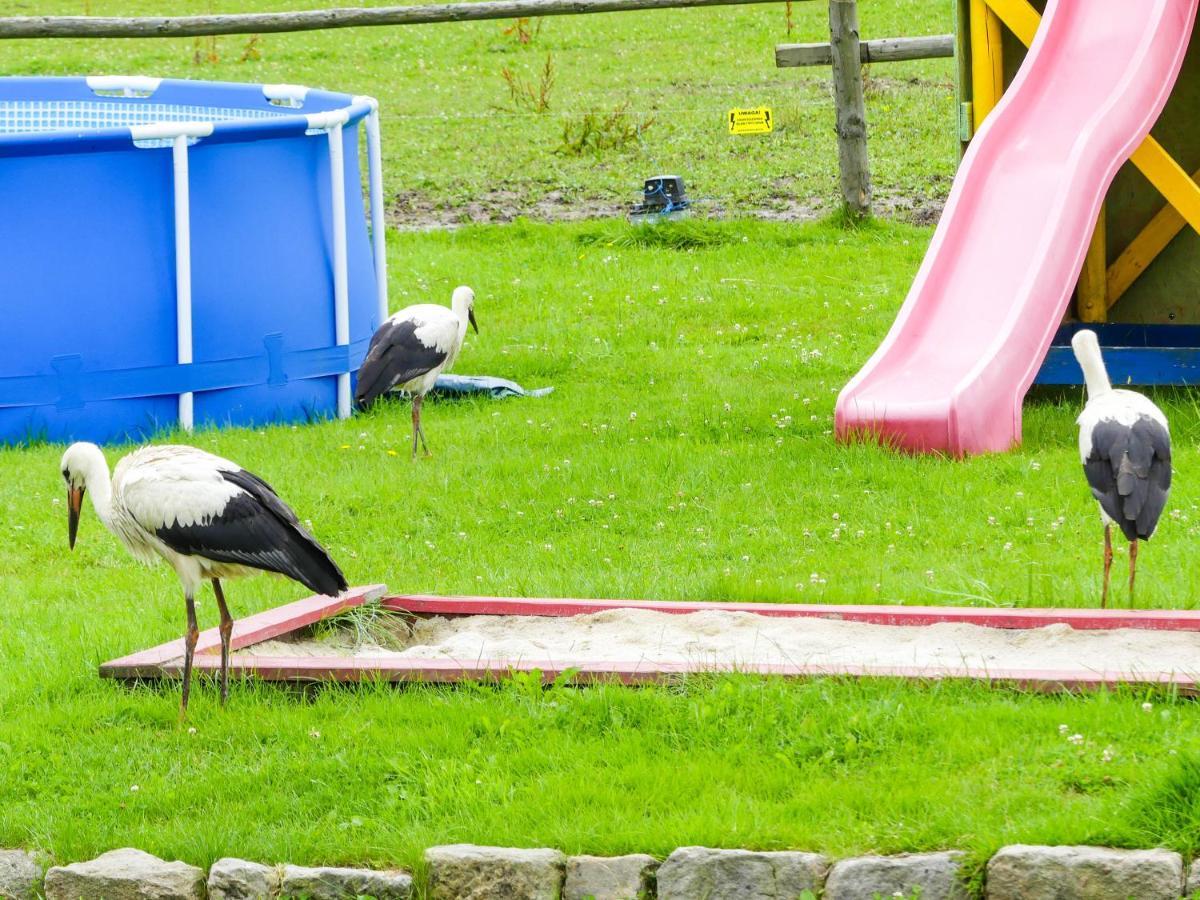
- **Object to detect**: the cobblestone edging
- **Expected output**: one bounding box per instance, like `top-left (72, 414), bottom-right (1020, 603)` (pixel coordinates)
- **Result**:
top-left (1, 842), bottom-right (1195, 899)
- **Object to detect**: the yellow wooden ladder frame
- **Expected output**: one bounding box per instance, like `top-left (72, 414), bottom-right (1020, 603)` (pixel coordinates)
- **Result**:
top-left (970, 0), bottom-right (1200, 321)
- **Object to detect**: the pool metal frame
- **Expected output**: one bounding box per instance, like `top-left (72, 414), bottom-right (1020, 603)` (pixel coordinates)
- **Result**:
top-left (98, 587), bottom-right (1200, 693)
top-left (156, 82), bottom-right (388, 427)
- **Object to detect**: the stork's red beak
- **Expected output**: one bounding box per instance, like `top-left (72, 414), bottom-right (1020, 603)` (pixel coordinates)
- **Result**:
top-left (67, 486), bottom-right (84, 550)
top-left (468, 309), bottom-right (479, 334)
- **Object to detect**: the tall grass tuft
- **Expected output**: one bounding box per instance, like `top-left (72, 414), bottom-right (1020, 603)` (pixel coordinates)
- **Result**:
top-left (1122, 751), bottom-right (1200, 849)
top-left (310, 600), bottom-right (410, 651)
top-left (576, 218), bottom-right (738, 250)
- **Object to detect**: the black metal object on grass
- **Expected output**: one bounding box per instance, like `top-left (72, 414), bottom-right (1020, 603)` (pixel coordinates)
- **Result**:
top-left (630, 175), bottom-right (691, 222)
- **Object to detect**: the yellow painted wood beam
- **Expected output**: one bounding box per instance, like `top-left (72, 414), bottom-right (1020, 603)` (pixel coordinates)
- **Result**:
top-left (981, 0), bottom-right (1200, 239)
top-left (1128, 139), bottom-right (1200, 236)
top-left (969, 0), bottom-right (1004, 125)
top-left (1077, 207), bottom-right (1107, 322)
top-left (1107, 165), bottom-right (1200, 307)
top-left (982, 0), bottom-right (1038, 45)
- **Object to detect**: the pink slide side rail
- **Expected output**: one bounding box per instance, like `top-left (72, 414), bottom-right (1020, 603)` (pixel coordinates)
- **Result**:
top-left (835, 0), bottom-right (1198, 456)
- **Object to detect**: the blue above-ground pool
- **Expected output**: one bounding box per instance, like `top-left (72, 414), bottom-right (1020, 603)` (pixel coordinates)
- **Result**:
top-left (0, 76), bottom-right (389, 446)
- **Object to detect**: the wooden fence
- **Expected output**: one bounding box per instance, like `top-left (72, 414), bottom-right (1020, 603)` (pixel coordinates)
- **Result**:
top-left (0, 0), bottom-right (794, 38)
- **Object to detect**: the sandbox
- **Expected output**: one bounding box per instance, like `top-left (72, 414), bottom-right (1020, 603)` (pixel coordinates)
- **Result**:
top-left (100, 589), bottom-right (1200, 692)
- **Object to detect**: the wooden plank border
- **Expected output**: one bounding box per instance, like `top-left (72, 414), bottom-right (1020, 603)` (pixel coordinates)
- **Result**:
top-left (384, 594), bottom-right (1200, 631)
top-left (177, 653), bottom-right (1200, 694)
top-left (101, 590), bottom-right (1200, 692)
top-left (99, 584), bottom-right (386, 678)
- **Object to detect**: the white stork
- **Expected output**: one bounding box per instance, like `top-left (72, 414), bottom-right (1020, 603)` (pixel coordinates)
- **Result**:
top-left (354, 285), bottom-right (478, 457)
top-left (1072, 329), bottom-right (1171, 607)
top-left (60, 442), bottom-right (347, 712)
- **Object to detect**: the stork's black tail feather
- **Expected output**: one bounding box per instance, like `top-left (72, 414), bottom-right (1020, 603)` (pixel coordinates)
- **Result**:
top-left (355, 316), bottom-right (450, 409)
top-left (222, 468), bottom-right (350, 596)
top-left (1083, 416), bottom-right (1172, 543)
top-left (271, 521), bottom-right (349, 597)
top-left (353, 357), bottom-right (392, 410)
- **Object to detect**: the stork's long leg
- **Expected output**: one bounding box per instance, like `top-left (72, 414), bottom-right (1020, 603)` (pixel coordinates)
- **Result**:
top-left (180, 591), bottom-right (199, 716)
top-left (411, 395), bottom-right (421, 459)
top-left (1101, 524), bottom-right (1112, 609)
top-left (1129, 539), bottom-right (1139, 608)
top-left (413, 394), bottom-right (431, 458)
top-left (212, 578), bottom-right (233, 706)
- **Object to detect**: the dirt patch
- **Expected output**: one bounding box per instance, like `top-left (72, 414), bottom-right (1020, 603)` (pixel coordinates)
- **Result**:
top-left (387, 189), bottom-right (939, 229)
top-left (389, 188), bottom-right (624, 229)
top-left (873, 191), bottom-right (945, 226)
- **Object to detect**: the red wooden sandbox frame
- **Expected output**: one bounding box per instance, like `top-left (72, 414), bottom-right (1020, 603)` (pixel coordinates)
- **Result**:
top-left (99, 586), bottom-right (1200, 692)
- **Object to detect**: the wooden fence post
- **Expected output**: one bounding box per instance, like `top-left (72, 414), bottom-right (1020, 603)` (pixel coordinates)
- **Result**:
top-left (828, 0), bottom-right (870, 218)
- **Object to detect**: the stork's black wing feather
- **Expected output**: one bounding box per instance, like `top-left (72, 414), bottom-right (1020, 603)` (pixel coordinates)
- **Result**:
top-left (354, 318), bottom-right (448, 408)
top-left (154, 468), bottom-right (348, 597)
top-left (1083, 417), bottom-right (1171, 542)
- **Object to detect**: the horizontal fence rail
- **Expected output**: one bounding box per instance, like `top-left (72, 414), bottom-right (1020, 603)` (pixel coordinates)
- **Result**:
top-left (776, 33), bottom-right (953, 67)
top-left (0, 0), bottom-right (797, 39)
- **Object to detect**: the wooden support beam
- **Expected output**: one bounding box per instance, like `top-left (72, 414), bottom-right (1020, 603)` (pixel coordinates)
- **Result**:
top-left (828, 0), bottom-right (871, 218)
top-left (0, 0), bottom-right (792, 39)
top-left (775, 33), bottom-right (952, 67)
top-left (1077, 207), bottom-right (1107, 322)
top-left (1129, 139), bottom-right (1200, 238)
top-left (1107, 165), bottom-right (1200, 307)
top-left (981, 0), bottom-right (1038, 45)
top-left (968, 0), bottom-right (1003, 126)
top-left (954, 0), bottom-right (972, 147)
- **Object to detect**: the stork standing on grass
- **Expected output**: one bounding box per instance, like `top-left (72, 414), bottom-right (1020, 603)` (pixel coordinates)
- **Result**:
top-left (1072, 329), bottom-right (1171, 608)
top-left (354, 285), bottom-right (478, 458)
top-left (60, 442), bottom-right (347, 712)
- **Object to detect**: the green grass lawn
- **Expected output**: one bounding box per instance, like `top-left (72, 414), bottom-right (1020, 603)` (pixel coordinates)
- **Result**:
top-left (5, 219), bottom-right (1200, 886)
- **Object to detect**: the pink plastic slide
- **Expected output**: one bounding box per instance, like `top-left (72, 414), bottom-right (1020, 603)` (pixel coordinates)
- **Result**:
top-left (835, 0), bottom-right (1198, 456)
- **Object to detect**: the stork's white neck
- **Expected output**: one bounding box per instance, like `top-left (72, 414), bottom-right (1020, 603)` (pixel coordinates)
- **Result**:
top-left (1073, 335), bottom-right (1112, 400)
top-left (76, 445), bottom-right (115, 526)
top-left (450, 291), bottom-right (472, 343)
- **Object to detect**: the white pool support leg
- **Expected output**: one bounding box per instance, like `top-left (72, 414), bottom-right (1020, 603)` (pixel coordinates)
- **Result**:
top-left (365, 106), bottom-right (389, 327)
top-left (172, 134), bottom-right (194, 432)
top-left (327, 123), bottom-right (351, 419)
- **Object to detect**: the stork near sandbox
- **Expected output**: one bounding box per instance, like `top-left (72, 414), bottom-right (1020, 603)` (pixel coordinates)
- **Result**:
top-left (60, 442), bottom-right (347, 713)
top-left (1071, 330), bottom-right (1172, 607)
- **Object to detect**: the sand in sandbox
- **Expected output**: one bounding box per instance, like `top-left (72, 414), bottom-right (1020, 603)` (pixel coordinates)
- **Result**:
top-left (238, 608), bottom-right (1200, 675)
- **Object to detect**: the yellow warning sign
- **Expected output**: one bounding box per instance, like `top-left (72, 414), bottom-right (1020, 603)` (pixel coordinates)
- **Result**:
top-left (728, 107), bottom-right (773, 135)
